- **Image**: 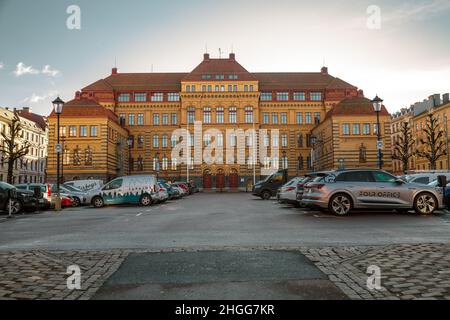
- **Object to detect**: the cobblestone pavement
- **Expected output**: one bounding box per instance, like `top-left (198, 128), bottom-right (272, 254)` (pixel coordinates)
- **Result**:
top-left (0, 250), bottom-right (129, 300)
top-left (1, 244), bottom-right (450, 300)
top-left (301, 243), bottom-right (450, 300)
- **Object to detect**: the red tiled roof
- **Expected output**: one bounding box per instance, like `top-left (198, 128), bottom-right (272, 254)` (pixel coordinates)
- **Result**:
top-left (48, 99), bottom-right (119, 121)
top-left (182, 56), bottom-right (257, 81)
top-left (254, 73), bottom-right (357, 91)
top-left (324, 96), bottom-right (390, 120)
top-left (82, 73), bottom-right (187, 92)
top-left (17, 110), bottom-right (47, 130)
top-left (79, 54), bottom-right (357, 93)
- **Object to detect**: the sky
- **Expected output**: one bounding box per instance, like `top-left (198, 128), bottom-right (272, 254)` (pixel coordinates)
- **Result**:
top-left (0, 0), bottom-right (449, 116)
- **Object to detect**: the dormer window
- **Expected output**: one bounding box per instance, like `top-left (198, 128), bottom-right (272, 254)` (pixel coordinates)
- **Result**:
top-left (202, 74), bottom-right (211, 80)
top-left (151, 93), bottom-right (164, 102)
top-left (215, 74), bottom-right (225, 80)
top-left (228, 74), bottom-right (238, 80)
top-left (118, 93), bottom-right (130, 102)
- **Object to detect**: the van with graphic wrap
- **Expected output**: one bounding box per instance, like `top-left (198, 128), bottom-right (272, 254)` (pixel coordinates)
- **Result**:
top-left (90, 175), bottom-right (157, 208)
top-left (64, 179), bottom-right (103, 192)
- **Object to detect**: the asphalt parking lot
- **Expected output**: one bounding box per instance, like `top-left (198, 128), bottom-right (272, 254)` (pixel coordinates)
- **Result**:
top-left (1, 192), bottom-right (450, 251)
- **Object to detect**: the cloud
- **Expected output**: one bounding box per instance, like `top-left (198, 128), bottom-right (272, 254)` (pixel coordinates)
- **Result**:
top-left (14, 62), bottom-right (39, 76)
top-left (42, 65), bottom-right (61, 77)
top-left (22, 91), bottom-right (58, 104)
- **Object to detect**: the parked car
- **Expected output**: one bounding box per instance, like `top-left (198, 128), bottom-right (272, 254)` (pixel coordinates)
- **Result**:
top-left (252, 169), bottom-right (288, 200)
top-left (1, 182), bottom-right (37, 214)
top-left (15, 183), bottom-right (52, 209)
top-left (296, 172), bottom-right (333, 206)
top-left (399, 172), bottom-right (450, 185)
top-left (64, 179), bottom-right (103, 192)
top-left (172, 182), bottom-right (190, 195)
top-left (302, 169), bottom-right (445, 216)
top-left (50, 184), bottom-right (89, 207)
top-left (155, 182), bottom-right (169, 203)
top-left (277, 177), bottom-right (304, 207)
top-left (187, 181), bottom-right (199, 194)
top-left (160, 182), bottom-right (180, 200)
top-left (172, 184), bottom-right (187, 197)
top-left (90, 175), bottom-right (157, 208)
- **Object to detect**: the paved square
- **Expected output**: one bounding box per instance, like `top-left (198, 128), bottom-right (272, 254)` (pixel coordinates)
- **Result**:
top-left (1, 193), bottom-right (450, 300)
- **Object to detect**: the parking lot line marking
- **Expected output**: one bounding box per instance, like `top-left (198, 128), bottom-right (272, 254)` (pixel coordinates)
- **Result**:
top-left (136, 213), bottom-right (143, 217)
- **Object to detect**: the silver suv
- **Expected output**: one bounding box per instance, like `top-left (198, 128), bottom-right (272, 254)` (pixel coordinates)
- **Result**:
top-left (302, 169), bottom-right (444, 216)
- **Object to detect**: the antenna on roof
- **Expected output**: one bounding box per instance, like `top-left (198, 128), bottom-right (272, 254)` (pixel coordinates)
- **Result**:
top-left (219, 48), bottom-right (222, 59)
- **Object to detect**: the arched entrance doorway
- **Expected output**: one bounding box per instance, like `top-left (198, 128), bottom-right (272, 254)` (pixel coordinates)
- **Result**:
top-left (229, 169), bottom-right (239, 189)
top-left (216, 169), bottom-right (225, 191)
top-left (203, 169), bottom-right (212, 189)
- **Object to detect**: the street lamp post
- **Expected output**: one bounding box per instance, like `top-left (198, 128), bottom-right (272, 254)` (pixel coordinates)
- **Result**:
top-left (52, 97), bottom-right (64, 211)
top-left (372, 95), bottom-right (384, 170)
top-left (310, 135), bottom-right (317, 172)
top-left (127, 136), bottom-right (133, 174)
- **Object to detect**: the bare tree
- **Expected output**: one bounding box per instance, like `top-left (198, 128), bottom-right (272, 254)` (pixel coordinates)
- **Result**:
top-left (0, 113), bottom-right (30, 184)
top-left (392, 121), bottom-right (415, 174)
top-left (416, 112), bottom-right (446, 170)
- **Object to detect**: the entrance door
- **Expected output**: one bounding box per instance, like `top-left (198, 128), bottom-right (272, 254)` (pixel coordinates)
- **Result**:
top-left (229, 171), bottom-right (239, 188)
top-left (216, 171), bottom-right (225, 190)
top-left (203, 171), bottom-right (212, 189)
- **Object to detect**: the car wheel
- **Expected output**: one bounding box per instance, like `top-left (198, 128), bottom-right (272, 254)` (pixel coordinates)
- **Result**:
top-left (413, 192), bottom-right (438, 215)
top-left (329, 193), bottom-right (352, 216)
top-left (7, 200), bottom-right (22, 214)
top-left (92, 196), bottom-right (104, 208)
top-left (140, 194), bottom-right (152, 206)
top-left (261, 190), bottom-right (271, 200)
top-left (72, 197), bottom-right (81, 207)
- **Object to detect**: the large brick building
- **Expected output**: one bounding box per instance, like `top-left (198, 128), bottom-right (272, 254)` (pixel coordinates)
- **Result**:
top-left (48, 52), bottom-right (369, 190)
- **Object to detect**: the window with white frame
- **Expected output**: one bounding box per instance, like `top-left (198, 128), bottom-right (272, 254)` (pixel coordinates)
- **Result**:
top-left (276, 92), bottom-right (289, 101)
top-left (203, 107), bottom-right (211, 124)
top-left (229, 107), bottom-right (237, 124)
top-left (216, 107), bottom-right (224, 124)
top-left (245, 107), bottom-right (253, 124)
top-left (261, 92), bottom-right (272, 101)
top-left (151, 93), bottom-right (164, 102)
top-left (134, 93), bottom-right (147, 102)
top-left (310, 92), bottom-right (322, 101)
top-left (293, 92), bottom-right (306, 101)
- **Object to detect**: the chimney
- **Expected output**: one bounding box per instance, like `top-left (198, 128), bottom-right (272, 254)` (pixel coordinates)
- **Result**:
top-left (22, 107), bottom-right (30, 113)
top-left (112, 67), bottom-right (118, 75)
top-left (429, 94), bottom-right (441, 106)
top-left (357, 89), bottom-right (364, 97)
top-left (321, 66), bottom-right (328, 75)
top-left (443, 93), bottom-right (449, 104)
top-left (203, 53), bottom-right (210, 61)
top-left (229, 53), bottom-right (235, 60)
top-left (75, 91), bottom-right (81, 100)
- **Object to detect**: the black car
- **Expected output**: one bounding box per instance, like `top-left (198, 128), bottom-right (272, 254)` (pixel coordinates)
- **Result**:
top-left (0, 182), bottom-right (38, 214)
top-left (252, 170), bottom-right (288, 200)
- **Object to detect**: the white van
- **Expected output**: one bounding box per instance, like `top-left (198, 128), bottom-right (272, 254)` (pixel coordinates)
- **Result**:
top-left (64, 180), bottom-right (103, 192)
top-left (90, 175), bottom-right (157, 208)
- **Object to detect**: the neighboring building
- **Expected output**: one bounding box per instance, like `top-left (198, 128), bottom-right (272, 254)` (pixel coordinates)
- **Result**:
top-left (411, 93), bottom-right (450, 171)
top-left (311, 96), bottom-right (392, 171)
top-left (48, 52), bottom-right (365, 189)
top-left (47, 99), bottom-right (129, 182)
top-left (0, 107), bottom-right (48, 184)
top-left (391, 106), bottom-right (415, 175)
